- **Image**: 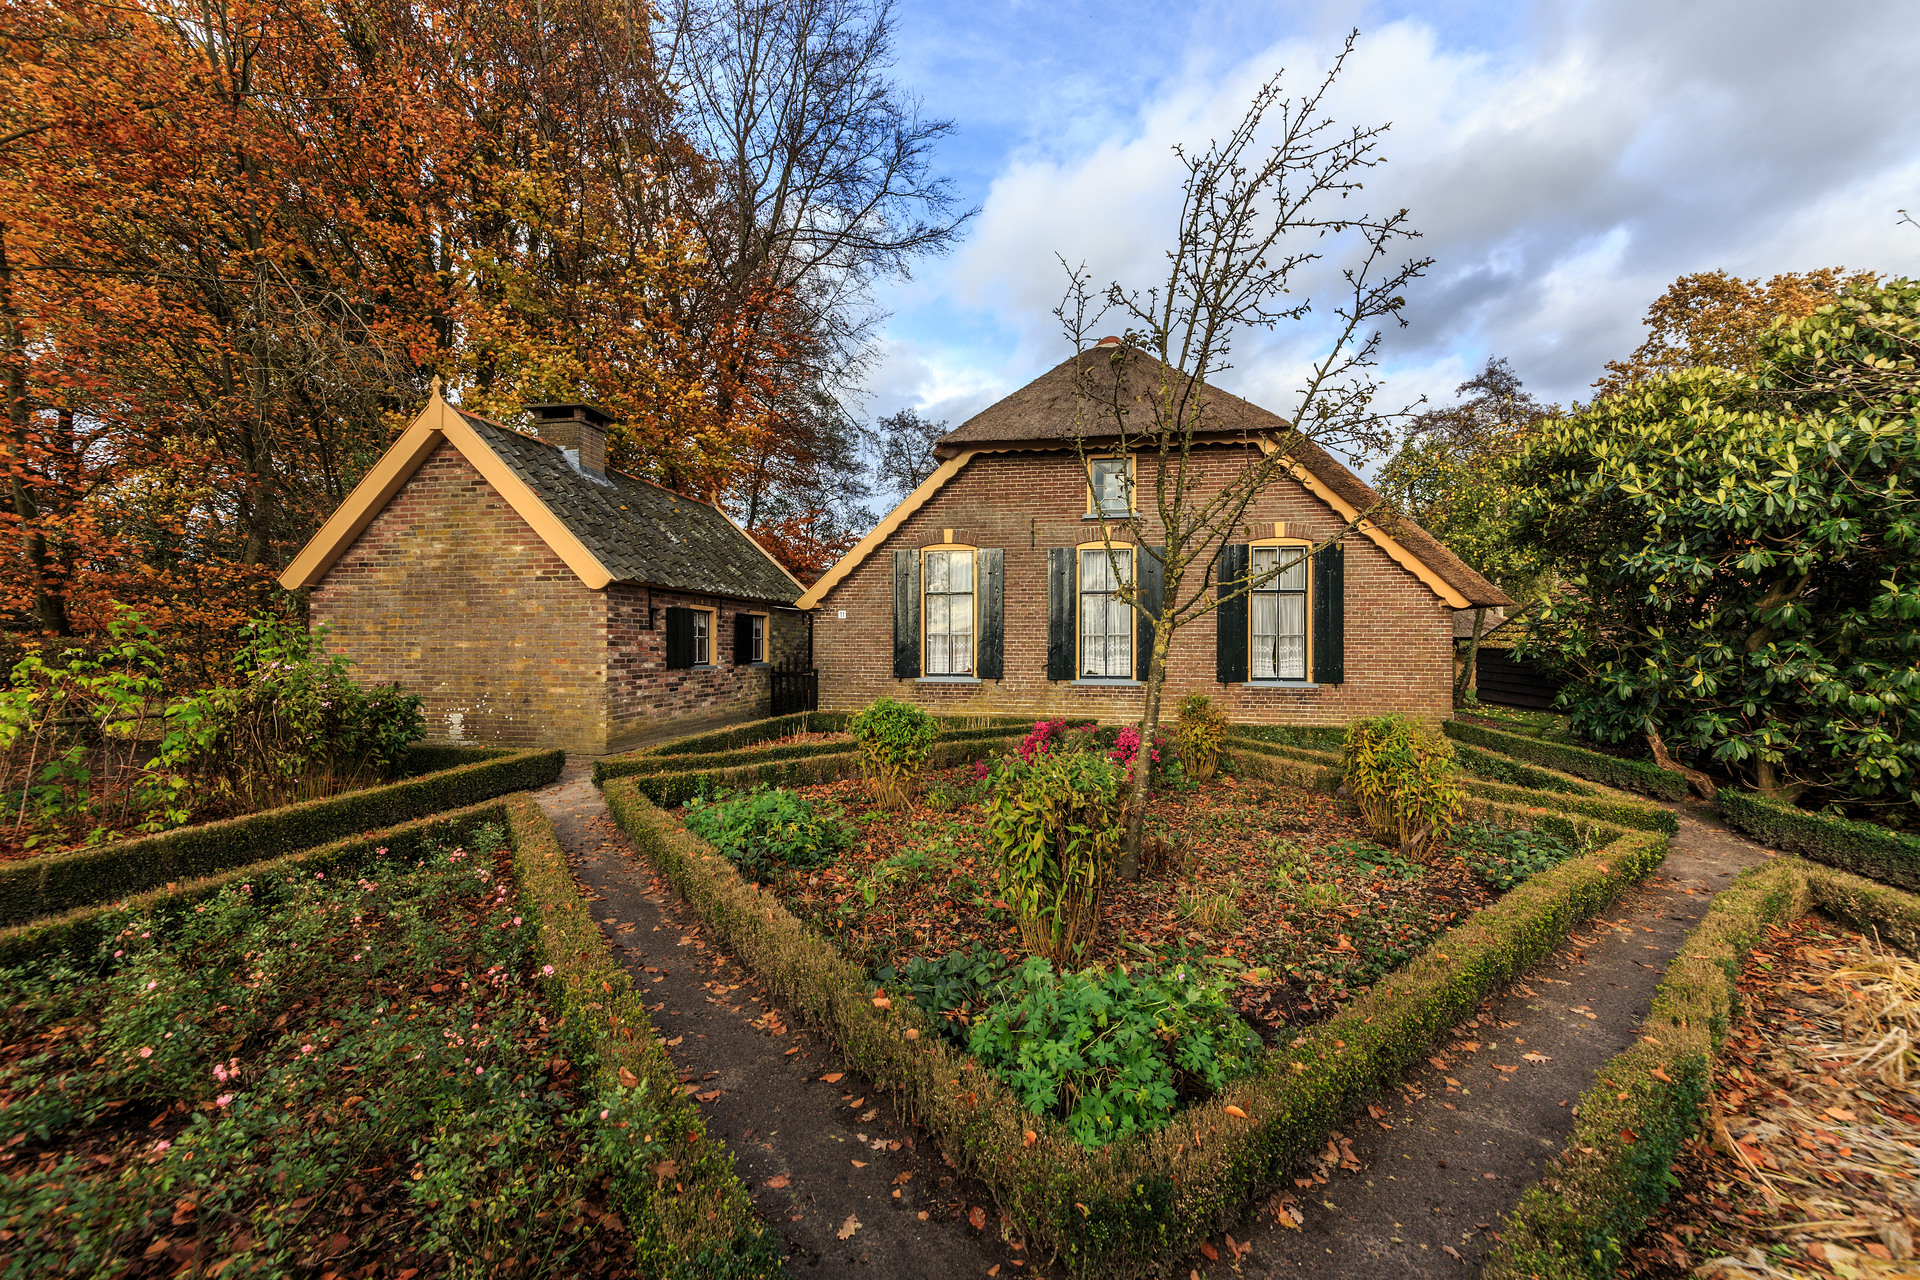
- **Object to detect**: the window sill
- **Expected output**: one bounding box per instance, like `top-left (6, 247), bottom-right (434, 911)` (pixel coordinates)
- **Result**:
top-left (1244, 680), bottom-right (1321, 690)
top-left (1082, 512), bottom-right (1135, 522)
top-left (1072, 678), bottom-right (1141, 687)
top-left (916, 675), bottom-right (980, 684)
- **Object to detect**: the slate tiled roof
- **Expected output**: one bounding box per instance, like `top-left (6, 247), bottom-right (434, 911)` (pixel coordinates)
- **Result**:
top-left (459, 412), bottom-right (802, 605)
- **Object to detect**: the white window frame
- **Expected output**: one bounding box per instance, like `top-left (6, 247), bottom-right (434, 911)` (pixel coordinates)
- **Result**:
top-left (691, 607), bottom-right (716, 666)
top-left (1086, 455), bottom-right (1135, 518)
top-left (745, 611), bottom-right (767, 664)
top-left (1247, 540), bottom-right (1312, 682)
top-left (921, 544), bottom-right (977, 677)
top-left (1076, 542), bottom-right (1134, 680)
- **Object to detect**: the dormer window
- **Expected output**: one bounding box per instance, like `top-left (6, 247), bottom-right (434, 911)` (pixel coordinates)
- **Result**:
top-left (1088, 457), bottom-right (1133, 518)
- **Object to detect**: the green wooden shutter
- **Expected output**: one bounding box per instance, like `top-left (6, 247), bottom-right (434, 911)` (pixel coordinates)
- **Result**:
top-left (665, 607), bottom-right (694, 669)
top-left (1313, 542), bottom-right (1345, 684)
top-left (977, 549), bottom-right (1004, 680)
top-left (1135, 545), bottom-right (1164, 681)
top-left (1047, 548), bottom-right (1073, 681)
top-left (1215, 544), bottom-right (1249, 684)
top-left (732, 612), bottom-right (751, 666)
top-left (893, 550), bottom-right (920, 679)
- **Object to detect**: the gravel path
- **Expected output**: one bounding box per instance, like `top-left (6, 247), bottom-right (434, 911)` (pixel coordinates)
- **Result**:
top-left (533, 763), bottom-right (1018, 1280)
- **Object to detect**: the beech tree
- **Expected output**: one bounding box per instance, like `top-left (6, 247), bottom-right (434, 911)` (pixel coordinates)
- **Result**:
top-left (1057, 31), bottom-right (1430, 871)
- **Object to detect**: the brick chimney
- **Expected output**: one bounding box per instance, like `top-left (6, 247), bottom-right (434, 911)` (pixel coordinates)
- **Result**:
top-left (525, 402), bottom-right (613, 480)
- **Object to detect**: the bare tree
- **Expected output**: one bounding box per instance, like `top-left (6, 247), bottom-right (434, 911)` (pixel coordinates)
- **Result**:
top-left (1058, 31), bottom-right (1431, 874)
top-left (866, 405), bottom-right (945, 499)
top-left (656, 0), bottom-right (975, 381)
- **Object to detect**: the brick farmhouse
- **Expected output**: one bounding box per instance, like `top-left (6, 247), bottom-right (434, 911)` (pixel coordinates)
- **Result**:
top-left (799, 343), bottom-right (1512, 726)
top-left (278, 387), bottom-right (808, 754)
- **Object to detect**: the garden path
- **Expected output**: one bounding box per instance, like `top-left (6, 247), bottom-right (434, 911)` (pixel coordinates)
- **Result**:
top-left (533, 762), bottom-right (1017, 1280)
top-left (1208, 799), bottom-right (1777, 1280)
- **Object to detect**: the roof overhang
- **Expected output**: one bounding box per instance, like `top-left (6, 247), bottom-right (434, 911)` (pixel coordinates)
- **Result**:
top-left (797, 440), bottom-right (1474, 611)
top-left (278, 387), bottom-right (617, 591)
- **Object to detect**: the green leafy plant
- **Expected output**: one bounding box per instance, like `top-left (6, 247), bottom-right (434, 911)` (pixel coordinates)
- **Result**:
top-left (968, 957), bottom-right (1262, 1150)
top-left (1288, 881), bottom-right (1347, 912)
top-left (1341, 714), bottom-right (1464, 861)
top-left (849, 697), bottom-right (939, 810)
top-left (1452, 820), bottom-right (1578, 892)
top-left (1173, 693), bottom-right (1230, 782)
top-left (1177, 885), bottom-right (1244, 932)
top-left (874, 945), bottom-right (1012, 1048)
top-left (683, 784), bottom-right (854, 882)
top-left (856, 843), bottom-right (958, 906)
top-left (984, 748), bottom-right (1125, 964)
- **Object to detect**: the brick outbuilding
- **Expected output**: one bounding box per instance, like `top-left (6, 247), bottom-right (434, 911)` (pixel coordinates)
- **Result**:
top-left (799, 345), bottom-right (1512, 726)
top-left (279, 387), bottom-right (808, 754)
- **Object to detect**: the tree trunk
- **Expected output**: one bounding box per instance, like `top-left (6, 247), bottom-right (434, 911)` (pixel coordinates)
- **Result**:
top-left (1453, 606), bottom-right (1486, 707)
top-left (1120, 619), bottom-right (1171, 881)
top-left (1647, 727), bottom-right (1716, 800)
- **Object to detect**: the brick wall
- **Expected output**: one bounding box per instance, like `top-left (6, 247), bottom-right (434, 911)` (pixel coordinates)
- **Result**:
top-left (812, 447), bottom-right (1455, 727)
top-left (310, 442), bottom-right (609, 753)
top-left (311, 441), bottom-right (785, 755)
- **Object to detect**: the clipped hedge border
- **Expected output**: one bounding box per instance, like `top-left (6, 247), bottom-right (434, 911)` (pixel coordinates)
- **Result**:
top-left (1444, 720), bottom-right (1690, 801)
top-left (0, 745), bottom-right (563, 928)
top-left (644, 711), bottom-right (1039, 759)
top-left (500, 795), bottom-right (777, 1278)
top-left (0, 801), bottom-right (513, 970)
top-left (1483, 859), bottom-right (1920, 1279)
top-left (603, 773), bottom-right (1667, 1278)
top-left (596, 720), bottom-right (1094, 785)
top-left (1221, 740), bottom-right (1678, 836)
top-left (604, 734), bottom-right (1025, 805)
top-left (1448, 742), bottom-right (1594, 797)
top-left (1716, 788), bottom-right (1920, 892)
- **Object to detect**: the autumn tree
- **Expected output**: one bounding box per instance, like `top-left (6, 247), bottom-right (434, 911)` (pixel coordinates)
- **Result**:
top-left (1375, 357), bottom-right (1557, 702)
top-left (1593, 267), bottom-right (1877, 395)
top-left (1058, 31), bottom-right (1430, 872)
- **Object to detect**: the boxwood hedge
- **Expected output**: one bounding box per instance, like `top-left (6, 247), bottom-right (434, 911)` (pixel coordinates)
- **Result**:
top-left (1716, 788), bottom-right (1920, 892)
top-left (601, 733), bottom-right (1027, 804)
top-left (1484, 859), bottom-right (1920, 1279)
top-left (1443, 720), bottom-right (1690, 801)
top-left (601, 772), bottom-right (1667, 1278)
top-left (0, 744), bottom-right (563, 927)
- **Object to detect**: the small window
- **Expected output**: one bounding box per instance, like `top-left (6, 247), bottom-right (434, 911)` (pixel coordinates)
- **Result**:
top-left (1079, 547), bottom-right (1133, 678)
top-left (750, 614), bottom-right (765, 663)
top-left (923, 548), bottom-right (975, 675)
top-left (1088, 457), bottom-right (1133, 517)
top-left (1250, 545), bottom-right (1309, 680)
top-left (693, 609), bottom-right (713, 665)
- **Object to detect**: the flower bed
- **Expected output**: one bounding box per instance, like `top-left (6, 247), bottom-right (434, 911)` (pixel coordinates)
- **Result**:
top-left (1484, 858), bottom-right (1920, 1280)
top-left (602, 730), bottom-right (1670, 1277)
top-left (0, 744), bottom-right (563, 927)
top-left (0, 793), bottom-right (773, 1279)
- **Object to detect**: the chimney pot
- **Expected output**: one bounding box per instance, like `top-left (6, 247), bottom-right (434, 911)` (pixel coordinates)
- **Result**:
top-left (1094, 335), bottom-right (1122, 348)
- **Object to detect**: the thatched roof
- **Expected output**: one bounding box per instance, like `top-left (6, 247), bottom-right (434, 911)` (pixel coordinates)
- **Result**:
top-left (935, 347), bottom-right (1513, 609)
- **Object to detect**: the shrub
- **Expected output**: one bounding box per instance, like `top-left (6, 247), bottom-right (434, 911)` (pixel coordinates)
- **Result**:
top-left (1018, 718), bottom-right (1069, 764)
top-left (874, 946), bottom-right (1012, 1049)
top-left (985, 749), bottom-right (1125, 963)
top-left (1107, 725), bottom-right (1167, 782)
top-left (1177, 887), bottom-right (1244, 932)
top-left (849, 698), bottom-right (939, 809)
top-left (1453, 821), bottom-right (1579, 892)
top-left (1174, 694), bottom-right (1230, 781)
top-left (968, 957), bottom-right (1262, 1151)
top-left (683, 785), bottom-right (854, 882)
top-left (1342, 715), bottom-right (1464, 861)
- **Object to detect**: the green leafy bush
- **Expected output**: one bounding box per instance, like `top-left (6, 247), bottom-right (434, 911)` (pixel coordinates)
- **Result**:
top-left (968, 957), bottom-right (1262, 1150)
top-left (1174, 694), bottom-right (1230, 781)
top-left (1341, 715), bottom-right (1464, 861)
top-left (874, 945), bottom-right (1012, 1048)
top-left (985, 749), bottom-right (1125, 963)
top-left (683, 785), bottom-right (854, 882)
top-left (849, 697), bottom-right (940, 809)
top-left (1453, 820), bottom-right (1579, 892)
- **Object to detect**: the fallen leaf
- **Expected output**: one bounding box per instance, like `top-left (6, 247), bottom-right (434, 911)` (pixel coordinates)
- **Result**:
top-left (695, 1090), bottom-right (721, 1102)
top-left (969, 1206), bottom-right (988, 1231)
top-left (1442, 1244), bottom-right (1463, 1261)
top-left (821, 1072), bottom-right (843, 1083)
top-left (1199, 1241), bottom-right (1219, 1261)
top-left (1223, 1104), bottom-right (1249, 1120)
top-left (784, 1046), bottom-right (800, 1055)
top-left (618, 1067), bottom-right (640, 1088)
top-left (837, 1214), bottom-right (861, 1240)
top-left (765, 1174), bottom-right (790, 1189)
top-left (1023, 1130), bottom-right (1037, 1147)
top-left (872, 994), bottom-right (891, 1009)
top-left (851, 1160), bottom-right (866, 1168)
top-left (891, 1171), bottom-right (913, 1185)
top-left (988, 1269), bottom-right (999, 1278)
top-left (1649, 1065), bottom-right (1672, 1083)
top-left (1522, 1052), bottom-right (1551, 1064)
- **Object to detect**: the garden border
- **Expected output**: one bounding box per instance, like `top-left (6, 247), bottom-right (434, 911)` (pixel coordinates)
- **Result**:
top-left (1483, 858), bottom-right (1920, 1279)
top-left (500, 795), bottom-right (777, 1278)
top-left (0, 745), bottom-right (564, 927)
top-left (641, 712), bottom-right (1038, 759)
top-left (597, 734), bottom-right (1027, 804)
top-left (1442, 720), bottom-right (1690, 801)
top-left (601, 773), bottom-right (1668, 1278)
top-left (594, 720), bottom-right (1095, 786)
top-left (1715, 788), bottom-right (1920, 892)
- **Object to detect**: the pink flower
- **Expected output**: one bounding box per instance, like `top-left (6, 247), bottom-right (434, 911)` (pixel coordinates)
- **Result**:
top-left (153, 1139), bottom-right (171, 1154)
top-left (475, 1067), bottom-right (484, 1076)
top-left (213, 1064), bottom-right (228, 1082)
top-left (113, 949), bottom-right (123, 958)
top-left (216, 1094), bottom-right (233, 1107)
top-left (146, 981), bottom-right (157, 991)
top-left (599, 1109), bottom-right (610, 1119)
top-left (138, 1046), bottom-right (153, 1058)
top-left (541, 965), bottom-right (555, 976)
top-left (300, 1043), bottom-right (315, 1054)
top-left (512, 916), bottom-right (522, 926)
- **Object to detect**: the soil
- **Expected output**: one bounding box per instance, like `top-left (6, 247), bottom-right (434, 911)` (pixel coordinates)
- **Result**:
top-left (1618, 916), bottom-right (1920, 1280)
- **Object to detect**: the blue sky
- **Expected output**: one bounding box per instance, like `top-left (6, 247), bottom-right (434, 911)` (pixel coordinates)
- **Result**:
top-left (854, 0), bottom-right (1920, 458)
